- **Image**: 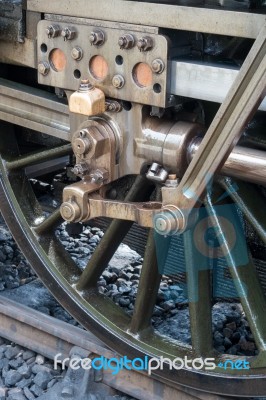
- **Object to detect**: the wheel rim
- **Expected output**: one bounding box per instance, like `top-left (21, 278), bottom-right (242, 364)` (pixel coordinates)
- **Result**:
top-left (0, 123), bottom-right (266, 396)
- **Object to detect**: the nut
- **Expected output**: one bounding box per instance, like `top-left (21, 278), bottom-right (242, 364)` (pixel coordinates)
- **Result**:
top-left (78, 80), bottom-right (94, 93)
top-left (60, 201), bottom-right (81, 222)
top-left (72, 162), bottom-right (90, 176)
top-left (38, 62), bottom-right (50, 76)
top-left (90, 168), bottom-right (109, 184)
top-left (89, 30), bottom-right (105, 46)
top-left (73, 137), bottom-right (91, 156)
top-left (112, 75), bottom-right (125, 89)
top-left (72, 124), bottom-right (106, 161)
top-left (61, 27), bottom-right (76, 41)
top-left (71, 47), bottom-right (83, 61)
top-left (46, 25), bottom-right (61, 38)
top-left (151, 59), bottom-right (165, 74)
top-left (118, 34), bottom-right (135, 49)
top-left (105, 100), bottom-right (122, 113)
top-left (137, 36), bottom-right (153, 52)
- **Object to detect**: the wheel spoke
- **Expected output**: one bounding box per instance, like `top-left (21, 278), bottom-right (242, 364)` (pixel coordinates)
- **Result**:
top-left (205, 192), bottom-right (266, 352)
top-left (33, 208), bottom-right (63, 235)
top-left (183, 228), bottom-right (213, 356)
top-left (76, 175), bottom-right (154, 290)
top-left (37, 235), bottom-right (82, 281)
top-left (130, 230), bottom-right (162, 333)
top-left (9, 172), bottom-right (43, 224)
top-left (5, 144), bottom-right (72, 171)
top-left (219, 177), bottom-right (266, 244)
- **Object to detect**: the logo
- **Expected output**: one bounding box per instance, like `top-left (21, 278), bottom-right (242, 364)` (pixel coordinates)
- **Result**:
top-left (154, 182), bottom-right (249, 301)
top-left (54, 354), bottom-right (250, 374)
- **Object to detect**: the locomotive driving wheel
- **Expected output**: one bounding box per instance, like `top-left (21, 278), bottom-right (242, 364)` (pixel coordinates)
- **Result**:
top-left (0, 118), bottom-right (266, 397)
top-left (0, 5), bottom-right (265, 396)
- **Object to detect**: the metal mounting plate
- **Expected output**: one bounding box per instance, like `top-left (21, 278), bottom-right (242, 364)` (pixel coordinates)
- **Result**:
top-left (37, 19), bottom-right (168, 107)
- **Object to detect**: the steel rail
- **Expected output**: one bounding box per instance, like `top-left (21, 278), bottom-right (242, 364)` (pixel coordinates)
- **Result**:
top-left (27, 0), bottom-right (266, 38)
top-left (0, 296), bottom-right (231, 400)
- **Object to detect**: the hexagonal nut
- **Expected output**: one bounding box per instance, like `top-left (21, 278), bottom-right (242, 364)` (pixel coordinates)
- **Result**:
top-left (72, 126), bottom-right (107, 161)
top-left (71, 47), bottom-right (83, 61)
top-left (112, 75), bottom-right (125, 89)
top-left (137, 36), bottom-right (153, 52)
top-left (46, 24), bottom-right (61, 38)
top-left (118, 34), bottom-right (135, 49)
top-left (38, 62), bottom-right (50, 76)
top-left (72, 162), bottom-right (90, 176)
top-left (61, 27), bottom-right (76, 41)
top-left (151, 59), bottom-right (165, 74)
top-left (87, 130), bottom-right (107, 159)
top-left (90, 168), bottom-right (109, 183)
top-left (89, 30), bottom-right (105, 46)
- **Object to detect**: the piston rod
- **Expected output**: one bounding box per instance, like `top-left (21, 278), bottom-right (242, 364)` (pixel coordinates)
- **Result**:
top-left (188, 138), bottom-right (266, 185)
top-left (138, 119), bottom-right (266, 186)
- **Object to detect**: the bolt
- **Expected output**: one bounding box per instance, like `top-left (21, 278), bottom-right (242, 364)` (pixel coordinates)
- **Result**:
top-left (112, 75), bottom-right (125, 89)
top-left (61, 27), bottom-right (76, 41)
top-left (60, 202), bottom-right (81, 222)
top-left (154, 216), bottom-right (169, 234)
top-left (38, 62), bottom-right (50, 76)
top-left (105, 100), bottom-right (122, 113)
top-left (151, 59), bottom-right (165, 74)
top-left (90, 171), bottom-right (104, 184)
top-left (154, 206), bottom-right (185, 235)
top-left (169, 174), bottom-right (177, 180)
top-left (118, 34), bottom-right (135, 49)
top-left (46, 24), bottom-right (61, 38)
top-left (71, 46), bottom-right (83, 61)
top-left (78, 79), bottom-right (94, 93)
top-left (89, 30), bottom-right (105, 46)
top-left (150, 163), bottom-right (160, 174)
top-left (165, 177), bottom-right (178, 188)
top-left (137, 36), bottom-right (153, 52)
top-left (72, 162), bottom-right (89, 176)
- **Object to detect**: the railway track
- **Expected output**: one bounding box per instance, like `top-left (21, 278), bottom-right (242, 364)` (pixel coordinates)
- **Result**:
top-left (0, 296), bottom-right (234, 400)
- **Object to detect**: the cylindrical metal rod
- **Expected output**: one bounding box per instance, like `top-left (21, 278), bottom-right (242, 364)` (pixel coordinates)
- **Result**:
top-left (5, 144), bottom-right (72, 171)
top-left (189, 138), bottom-right (266, 185)
top-left (140, 118), bottom-right (266, 185)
